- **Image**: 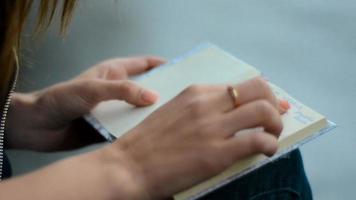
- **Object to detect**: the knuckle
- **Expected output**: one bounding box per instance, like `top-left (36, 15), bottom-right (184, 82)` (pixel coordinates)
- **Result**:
top-left (103, 63), bottom-right (117, 72)
top-left (119, 81), bottom-right (136, 95)
top-left (188, 98), bottom-right (206, 118)
top-left (196, 120), bottom-right (216, 136)
top-left (267, 140), bottom-right (278, 156)
top-left (253, 134), bottom-right (278, 156)
top-left (252, 77), bottom-right (269, 90)
top-left (80, 80), bottom-right (100, 104)
top-left (80, 79), bottom-right (94, 88)
top-left (252, 77), bottom-right (272, 98)
top-left (106, 64), bottom-right (127, 78)
top-left (184, 84), bottom-right (203, 95)
top-left (250, 133), bottom-right (269, 152)
top-left (254, 100), bottom-right (283, 135)
top-left (255, 100), bottom-right (274, 121)
top-left (271, 114), bottom-right (284, 136)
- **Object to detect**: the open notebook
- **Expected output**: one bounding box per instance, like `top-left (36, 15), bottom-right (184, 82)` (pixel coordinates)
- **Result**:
top-left (85, 44), bottom-right (336, 200)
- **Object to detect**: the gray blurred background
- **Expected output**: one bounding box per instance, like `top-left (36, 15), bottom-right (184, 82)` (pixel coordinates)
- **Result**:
top-left (7, 0), bottom-right (356, 199)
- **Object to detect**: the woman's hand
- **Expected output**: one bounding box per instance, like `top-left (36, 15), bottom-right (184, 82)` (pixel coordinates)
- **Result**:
top-left (107, 77), bottom-right (287, 199)
top-left (6, 56), bottom-right (165, 151)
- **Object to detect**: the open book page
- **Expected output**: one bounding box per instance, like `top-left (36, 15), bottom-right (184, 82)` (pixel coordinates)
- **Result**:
top-left (91, 44), bottom-right (261, 138)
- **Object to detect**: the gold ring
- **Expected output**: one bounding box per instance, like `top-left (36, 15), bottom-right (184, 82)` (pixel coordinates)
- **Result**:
top-left (227, 86), bottom-right (239, 108)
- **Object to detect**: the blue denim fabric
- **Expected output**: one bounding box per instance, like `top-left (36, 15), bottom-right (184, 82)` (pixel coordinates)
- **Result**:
top-left (200, 150), bottom-right (312, 200)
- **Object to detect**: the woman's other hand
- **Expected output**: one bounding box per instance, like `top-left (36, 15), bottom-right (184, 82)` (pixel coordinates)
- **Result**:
top-left (6, 56), bottom-right (165, 151)
top-left (106, 77), bottom-right (286, 199)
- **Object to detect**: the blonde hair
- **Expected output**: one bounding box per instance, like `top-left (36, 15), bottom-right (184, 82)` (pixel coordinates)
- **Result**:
top-left (0, 0), bottom-right (76, 104)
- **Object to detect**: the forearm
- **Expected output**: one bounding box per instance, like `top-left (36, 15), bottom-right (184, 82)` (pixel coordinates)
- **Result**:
top-left (0, 147), bottom-right (145, 200)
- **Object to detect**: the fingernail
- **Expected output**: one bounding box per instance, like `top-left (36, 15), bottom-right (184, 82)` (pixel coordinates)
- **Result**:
top-left (279, 99), bottom-right (290, 111)
top-left (279, 108), bottom-right (287, 115)
top-left (141, 89), bottom-right (158, 103)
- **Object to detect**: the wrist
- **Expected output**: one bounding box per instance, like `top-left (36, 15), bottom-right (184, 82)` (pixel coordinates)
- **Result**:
top-left (5, 92), bottom-right (38, 147)
top-left (90, 145), bottom-right (150, 200)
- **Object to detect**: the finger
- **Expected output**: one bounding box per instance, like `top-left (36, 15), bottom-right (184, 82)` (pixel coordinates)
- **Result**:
top-left (118, 56), bottom-right (166, 76)
top-left (208, 77), bottom-right (285, 114)
top-left (222, 130), bottom-right (278, 160)
top-left (218, 99), bottom-right (283, 138)
top-left (62, 79), bottom-right (158, 114)
top-left (75, 79), bottom-right (159, 108)
top-left (279, 99), bottom-right (290, 114)
top-left (42, 79), bottom-right (159, 121)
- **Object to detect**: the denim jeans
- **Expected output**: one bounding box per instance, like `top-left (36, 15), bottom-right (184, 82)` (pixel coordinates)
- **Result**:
top-left (200, 150), bottom-right (312, 200)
